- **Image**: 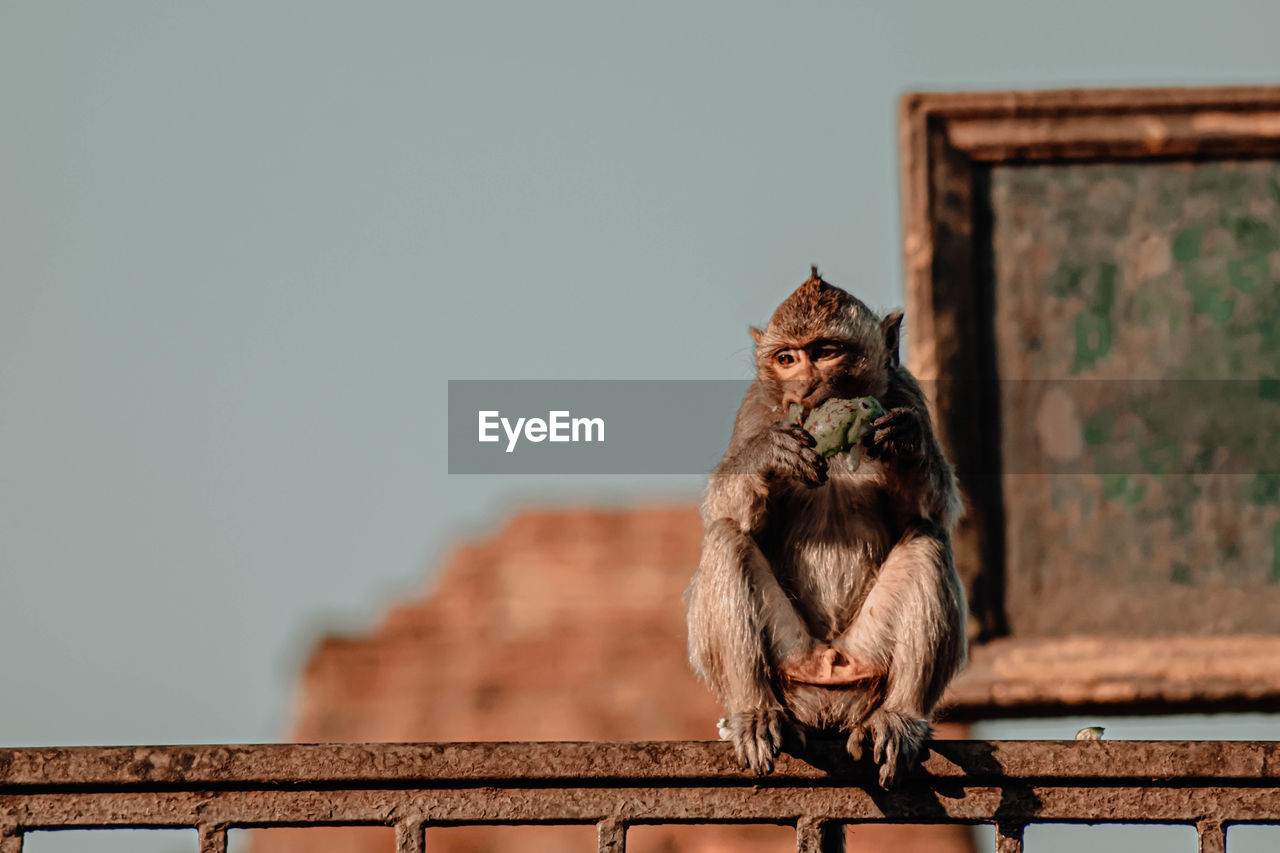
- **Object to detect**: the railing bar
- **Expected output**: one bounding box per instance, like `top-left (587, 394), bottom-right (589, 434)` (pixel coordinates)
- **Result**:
top-left (7, 741), bottom-right (1280, 788)
top-left (1198, 819), bottom-right (1226, 853)
top-left (596, 817), bottom-right (625, 853)
top-left (995, 822), bottom-right (1024, 853)
top-left (197, 825), bottom-right (227, 853)
top-left (0, 826), bottom-right (21, 853)
top-left (796, 816), bottom-right (844, 853)
top-left (396, 817), bottom-right (426, 853)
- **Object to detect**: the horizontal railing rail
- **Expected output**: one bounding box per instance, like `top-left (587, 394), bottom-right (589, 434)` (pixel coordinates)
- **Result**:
top-left (1, 740), bottom-right (1278, 853)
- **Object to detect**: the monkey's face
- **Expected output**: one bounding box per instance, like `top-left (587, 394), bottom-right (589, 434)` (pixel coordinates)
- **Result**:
top-left (751, 275), bottom-right (897, 416)
top-left (761, 335), bottom-right (887, 417)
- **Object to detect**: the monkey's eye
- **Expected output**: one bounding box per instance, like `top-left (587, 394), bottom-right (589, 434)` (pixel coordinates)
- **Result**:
top-left (812, 343), bottom-right (844, 360)
top-left (776, 352), bottom-right (795, 366)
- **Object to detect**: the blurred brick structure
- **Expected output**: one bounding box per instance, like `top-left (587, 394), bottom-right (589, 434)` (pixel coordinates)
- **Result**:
top-left (252, 505), bottom-right (973, 853)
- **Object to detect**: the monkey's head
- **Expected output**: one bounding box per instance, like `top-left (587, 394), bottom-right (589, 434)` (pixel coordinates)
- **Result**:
top-left (751, 266), bottom-right (903, 415)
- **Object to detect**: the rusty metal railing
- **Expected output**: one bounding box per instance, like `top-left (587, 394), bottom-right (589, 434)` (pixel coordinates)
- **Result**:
top-left (1, 740), bottom-right (1277, 852)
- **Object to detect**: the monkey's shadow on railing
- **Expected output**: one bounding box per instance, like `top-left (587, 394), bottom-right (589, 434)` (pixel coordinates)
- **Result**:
top-left (783, 735), bottom-right (1042, 834)
top-left (926, 739), bottom-right (1041, 841)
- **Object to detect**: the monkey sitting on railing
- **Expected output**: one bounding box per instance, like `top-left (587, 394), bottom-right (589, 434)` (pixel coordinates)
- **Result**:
top-left (685, 267), bottom-right (967, 788)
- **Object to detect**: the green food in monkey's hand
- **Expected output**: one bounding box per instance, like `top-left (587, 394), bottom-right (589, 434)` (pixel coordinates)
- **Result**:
top-left (788, 397), bottom-right (887, 469)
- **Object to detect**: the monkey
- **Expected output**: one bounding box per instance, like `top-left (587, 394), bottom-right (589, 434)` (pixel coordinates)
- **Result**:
top-left (685, 266), bottom-right (967, 788)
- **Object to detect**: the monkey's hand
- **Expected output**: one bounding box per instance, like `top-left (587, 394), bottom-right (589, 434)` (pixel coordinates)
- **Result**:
top-left (751, 423), bottom-right (828, 486)
top-left (847, 709), bottom-right (931, 788)
top-left (862, 407), bottom-right (924, 464)
top-left (724, 707), bottom-right (785, 775)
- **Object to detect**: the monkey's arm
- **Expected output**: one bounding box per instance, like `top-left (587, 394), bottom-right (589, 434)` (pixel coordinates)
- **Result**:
top-left (868, 367), bottom-right (963, 527)
top-left (687, 518), bottom-right (811, 773)
top-left (693, 384), bottom-right (826, 680)
top-left (837, 372), bottom-right (966, 785)
top-left (703, 382), bottom-right (827, 533)
top-left (687, 384), bottom-right (829, 773)
top-left (833, 520), bottom-right (968, 786)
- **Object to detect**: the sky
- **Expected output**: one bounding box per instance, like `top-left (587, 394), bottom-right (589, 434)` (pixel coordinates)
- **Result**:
top-left (4, 2), bottom-right (1280, 851)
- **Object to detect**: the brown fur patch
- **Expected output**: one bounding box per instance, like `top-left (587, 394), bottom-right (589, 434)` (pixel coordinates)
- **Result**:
top-left (756, 271), bottom-right (884, 360)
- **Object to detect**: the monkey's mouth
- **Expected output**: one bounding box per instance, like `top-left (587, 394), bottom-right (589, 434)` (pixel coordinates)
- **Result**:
top-left (782, 401), bottom-right (821, 425)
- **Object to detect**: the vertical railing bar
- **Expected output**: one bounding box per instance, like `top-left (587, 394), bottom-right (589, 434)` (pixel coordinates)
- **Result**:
top-left (796, 816), bottom-right (844, 853)
top-left (396, 818), bottom-right (426, 853)
top-left (0, 826), bottom-right (22, 853)
top-left (995, 822), bottom-right (1025, 853)
top-left (197, 824), bottom-right (227, 853)
top-left (1197, 820), bottom-right (1226, 853)
top-left (596, 817), bottom-right (626, 853)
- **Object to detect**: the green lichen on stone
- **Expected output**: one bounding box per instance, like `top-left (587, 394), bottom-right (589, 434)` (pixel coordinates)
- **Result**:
top-left (1101, 474), bottom-right (1128, 500)
top-left (1185, 264), bottom-right (1235, 324)
top-left (1094, 262), bottom-right (1117, 312)
top-left (1072, 310), bottom-right (1113, 372)
top-left (1228, 256), bottom-right (1267, 293)
top-left (1049, 262), bottom-right (1086, 299)
top-left (1172, 225), bottom-right (1203, 262)
top-left (1100, 474), bottom-right (1145, 507)
top-left (1227, 216), bottom-right (1279, 254)
top-left (1272, 522), bottom-right (1280, 584)
top-left (1071, 262), bottom-right (1120, 372)
top-left (1251, 474), bottom-right (1280, 507)
top-left (1261, 318), bottom-right (1280, 355)
top-left (1137, 439), bottom-right (1180, 477)
top-left (1083, 410), bottom-right (1112, 448)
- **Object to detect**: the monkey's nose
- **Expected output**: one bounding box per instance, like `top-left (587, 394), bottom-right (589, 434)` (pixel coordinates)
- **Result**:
top-left (786, 391), bottom-right (826, 410)
top-left (781, 390), bottom-right (811, 419)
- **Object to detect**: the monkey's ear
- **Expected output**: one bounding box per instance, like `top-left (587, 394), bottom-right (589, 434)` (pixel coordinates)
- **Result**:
top-left (750, 326), bottom-right (764, 344)
top-left (881, 312), bottom-right (903, 367)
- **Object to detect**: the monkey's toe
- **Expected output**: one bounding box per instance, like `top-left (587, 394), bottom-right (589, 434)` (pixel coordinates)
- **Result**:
top-left (845, 727), bottom-right (868, 763)
top-left (727, 709), bottom-right (784, 775)
top-left (868, 711), bottom-right (931, 788)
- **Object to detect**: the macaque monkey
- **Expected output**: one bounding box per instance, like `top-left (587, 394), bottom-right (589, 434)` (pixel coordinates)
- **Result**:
top-left (686, 267), bottom-right (967, 787)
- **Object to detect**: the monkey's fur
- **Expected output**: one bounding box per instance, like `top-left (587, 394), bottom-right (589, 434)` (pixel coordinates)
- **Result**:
top-left (685, 268), bottom-right (967, 787)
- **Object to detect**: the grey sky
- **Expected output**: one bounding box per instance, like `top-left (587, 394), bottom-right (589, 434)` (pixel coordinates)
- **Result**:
top-left (3, 2), bottom-right (1280, 850)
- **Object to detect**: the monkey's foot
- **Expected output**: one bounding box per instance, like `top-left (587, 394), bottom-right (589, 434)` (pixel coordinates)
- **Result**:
top-left (780, 645), bottom-right (880, 686)
top-left (848, 709), bottom-right (931, 788)
top-left (725, 708), bottom-right (784, 775)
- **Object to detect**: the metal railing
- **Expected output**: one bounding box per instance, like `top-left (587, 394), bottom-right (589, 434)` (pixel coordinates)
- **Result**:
top-left (1, 740), bottom-right (1277, 852)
